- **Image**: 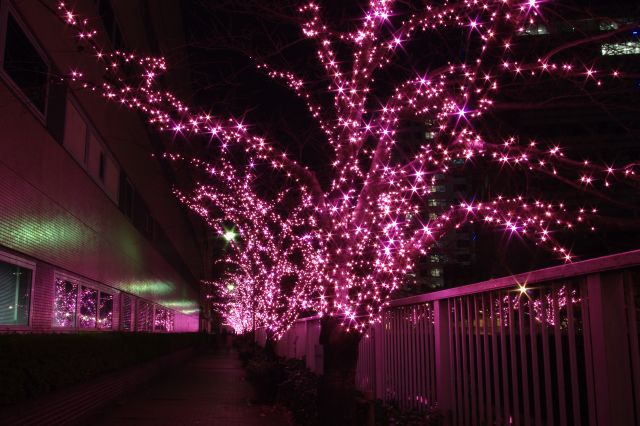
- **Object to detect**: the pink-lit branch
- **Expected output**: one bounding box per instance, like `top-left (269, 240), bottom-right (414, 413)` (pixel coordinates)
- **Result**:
top-left (56, 1), bottom-right (638, 333)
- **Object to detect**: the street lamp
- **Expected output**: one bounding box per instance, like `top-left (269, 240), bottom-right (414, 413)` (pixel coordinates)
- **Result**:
top-left (223, 228), bottom-right (237, 242)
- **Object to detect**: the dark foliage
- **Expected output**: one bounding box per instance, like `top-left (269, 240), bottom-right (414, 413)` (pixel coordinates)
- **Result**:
top-left (0, 332), bottom-right (202, 405)
top-left (240, 342), bottom-right (319, 426)
top-left (374, 400), bottom-right (443, 426)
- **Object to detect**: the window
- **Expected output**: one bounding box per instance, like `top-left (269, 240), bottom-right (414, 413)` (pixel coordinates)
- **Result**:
top-left (137, 300), bottom-right (153, 331)
top-left (53, 279), bottom-right (77, 327)
top-left (430, 268), bottom-right (442, 278)
top-left (518, 24), bottom-right (549, 36)
top-left (53, 278), bottom-right (113, 329)
top-left (425, 131), bottom-right (436, 140)
top-left (63, 99), bottom-right (88, 164)
top-left (1, 12), bottom-right (48, 114)
top-left (154, 307), bottom-right (174, 332)
top-left (63, 98), bottom-right (120, 201)
top-left (99, 292), bottom-right (113, 329)
top-left (601, 41), bottom-right (640, 56)
top-left (120, 294), bottom-right (133, 331)
top-left (96, 0), bottom-right (125, 50)
top-left (119, 176), bottom-right (135, 219)
top-left (79, 286), bottom-right (98, 328)
top-left (98, 152), bottom-right (105, 182)
top-left (0, 259), bottom-right (32, 326)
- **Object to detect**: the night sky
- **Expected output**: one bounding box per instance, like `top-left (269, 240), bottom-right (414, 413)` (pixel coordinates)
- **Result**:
top-left (168, 0), bottom-right (640, 282)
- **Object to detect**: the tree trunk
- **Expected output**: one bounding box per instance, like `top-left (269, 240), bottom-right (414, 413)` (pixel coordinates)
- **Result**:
top-left (319, 316), bottom-right (364, 425)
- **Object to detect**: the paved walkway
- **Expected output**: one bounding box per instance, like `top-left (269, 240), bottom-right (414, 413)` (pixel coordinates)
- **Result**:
top-left (92, 350), bottom-right (290, 426)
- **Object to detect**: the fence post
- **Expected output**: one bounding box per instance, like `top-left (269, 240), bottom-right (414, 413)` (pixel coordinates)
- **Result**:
top-left (434, 299), bottom-right (453, 422)
top-left (586, 272), bottom-right (635, 425)
top-left (373, 321), bottom-right (385, 400)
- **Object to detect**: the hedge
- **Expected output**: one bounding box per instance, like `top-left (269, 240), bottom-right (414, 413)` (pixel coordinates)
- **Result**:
top-left (0, 332), bottom-right (201, 405)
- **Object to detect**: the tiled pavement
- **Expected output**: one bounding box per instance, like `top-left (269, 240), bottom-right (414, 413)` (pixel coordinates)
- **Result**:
top-left (91, 350), bottom-right (290, 426)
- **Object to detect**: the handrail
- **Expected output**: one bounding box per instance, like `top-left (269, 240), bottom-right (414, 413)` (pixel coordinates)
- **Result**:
top-left (388, 249), bottom-right (640, 308)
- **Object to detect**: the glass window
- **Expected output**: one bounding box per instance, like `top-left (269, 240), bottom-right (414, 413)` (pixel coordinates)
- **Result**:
top-left (2, 13), bottom-right (48, 114)
top-left (79, 286), bottom-right (98, 328)
top-left (154, 307), bottom-right (168, 332)
top-left (120, 294), bottom-right (133, 331)
top-left (137, 300), bottom-right (152, 331)
top-left (0, 260), bottom-right (32, 326)
top-left (601, 41), bottom-right (640, 56)
top-left (99, 292), bottom-right (113, 329)
top-left (53, 279), bottom-right (77, 327)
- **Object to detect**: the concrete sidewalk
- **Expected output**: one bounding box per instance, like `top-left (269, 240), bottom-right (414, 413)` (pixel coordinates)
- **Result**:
top-left (91, 350), bottom-right (290, 426)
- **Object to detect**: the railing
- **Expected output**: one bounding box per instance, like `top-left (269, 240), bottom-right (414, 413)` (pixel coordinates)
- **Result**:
top-left (261, 249), bottom-right (640, 425)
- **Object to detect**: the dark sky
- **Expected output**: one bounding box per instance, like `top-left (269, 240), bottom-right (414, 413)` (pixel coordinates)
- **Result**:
top-left (173, 0), bottom-right (640, 279)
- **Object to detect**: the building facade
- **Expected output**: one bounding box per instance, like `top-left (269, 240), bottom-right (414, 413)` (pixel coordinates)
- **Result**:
top-left (0, 0), bottom-right (204, 332)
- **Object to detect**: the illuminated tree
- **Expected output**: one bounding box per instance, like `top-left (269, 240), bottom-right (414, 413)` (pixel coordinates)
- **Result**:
top-left (58, 0), bottom-right (638, 419)
top-left (171, 154), bottom-right (322, 337)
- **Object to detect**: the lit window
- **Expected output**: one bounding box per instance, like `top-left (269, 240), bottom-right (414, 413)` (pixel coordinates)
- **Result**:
top-left (137, 300), bottom-right (153, 331)
top-left (99, 292), bottom-right (113, 329)
top-left (154, 307), bottom-right (174, 332)
top-left (79, 286), bottom-right (98, 328)
top-left (431, 268), bottom-right (442, 277)
top-left (518, 24), bottom-right (549, 36)
top-left (598, 21), bottom-right (619, 31)
top-left (0, 260), bottom-right (32, 326)
top-left (601, 41), bottom-right (640, 56)
top-left (120, 294), bottom-right (133, 331)
top-left (53, 279), bottom-right (77, 327)
top-left (2, 13), bottom-right (49, 114)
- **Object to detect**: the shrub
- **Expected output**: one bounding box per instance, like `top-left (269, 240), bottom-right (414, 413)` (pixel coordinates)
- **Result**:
top-left (374, 400), bottom-right (443, 426)
top-left (0, 332), bottom-right (199, 405)
top-left (241, 345), bottom-right (319, 425)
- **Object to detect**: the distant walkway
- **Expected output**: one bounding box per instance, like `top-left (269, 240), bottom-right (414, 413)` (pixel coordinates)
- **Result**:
top-left (93, 350), bottom-right (290, 426)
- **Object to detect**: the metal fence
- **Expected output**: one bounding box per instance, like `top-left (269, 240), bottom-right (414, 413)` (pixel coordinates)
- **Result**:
top-left (262, 250), bottom-right (640, 425)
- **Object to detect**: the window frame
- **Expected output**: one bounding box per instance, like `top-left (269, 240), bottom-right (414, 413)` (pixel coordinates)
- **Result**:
top-left (0, 1), bottom-right (51, 123)
top-left (53, 271), bottom-right (116, 331)
top-left (64, 95), bottom-right (120, 196)
top-left (0, 249), bottom-right (35, 330)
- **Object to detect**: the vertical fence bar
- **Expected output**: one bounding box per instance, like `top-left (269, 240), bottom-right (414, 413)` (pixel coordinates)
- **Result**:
top-left (552, 284), bottom-right (568, 426)
top-left (466, 297), bottom-right (477, 426)
top-left (430, 303), bottom-right (437, 408)
top-left (624, 272), bottom-right (640, 423)
top-left (540, 289), bottom-right (554, 425)
top-left (434, 299), bottom-right (452, 423)
top-left (374, 321), bottom-right (385, 400)
top-left (528, 298), bottom-right (542, 426)
top-left (418, 306), bottom-right (424, 408)
top-left (482, 295), bottom-right (493, 426)
top-left (474, 296), bottom-right (485, 425)
top-left (454, 298), bottom-right (463, 425)
top-left (587, 272), bottom-right (635, 425)
top-left (490, 291), bottom-right (502, 425)
top-left (507, 292), bottom-right (521, 426)
top-left (499, 291), bottom-right (510, 423)
top-left (565, 283), bottom-right (581, 425)
top-left (579, 279), bottom-right (597, 426)
top-left (518, 293), bottom-right (531, 426)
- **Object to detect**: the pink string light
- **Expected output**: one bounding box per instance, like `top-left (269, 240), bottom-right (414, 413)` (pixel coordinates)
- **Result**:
top-left (56, 1), bottom-right (638, 334)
